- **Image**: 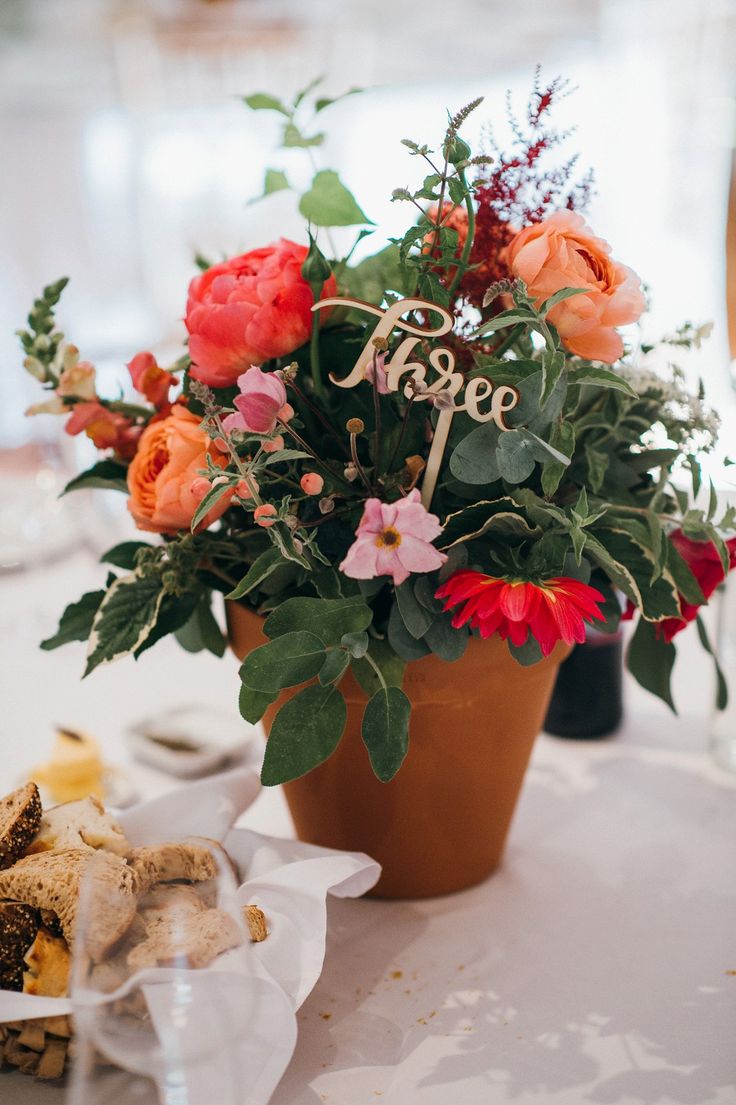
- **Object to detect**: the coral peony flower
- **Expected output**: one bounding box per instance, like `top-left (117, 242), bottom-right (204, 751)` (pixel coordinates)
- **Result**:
top-left (254, 503), bottom-right (278, 527)
top-left (65, 401), bottom-right (140, 460)
top-left (221, 367), bottom-right (290, 436)
top-left (128, 352), bottom-right (177, 408)
top-left (127, 406), bottom-right (231, 534)
top-left (507, 210), bottom-right (645, 364)
top-left (657, 529), bottom-right (736, 642)
top-left (185, 239), bottom-right (337, 388)
top-left (436, 570), bottom-right (606, 655)
top-left (300, 472), bottom-right (324, 496)
top-left (340, 489), bottom-right (447, 586)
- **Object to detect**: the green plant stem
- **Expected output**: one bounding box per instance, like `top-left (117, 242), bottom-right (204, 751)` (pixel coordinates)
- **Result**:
top-left (309, 311), bottom-right (324, 401)
top-left (278, 419), bottom-right (355, 492)
top-left (349, 432), bottom-right (373, 493)
top-left (447, 170), bottom-right (475, 299)
top-left (210, 412), bottom-right (263, 507)
top-left (288, 377), bottom-right (350, 456)
top-left (490, 323), bottom-right (525, 360)
top-left (386, 394), bottom-right (417, 474)
top-left (370, 349), bottom-right (383, 481)
top-left (362, 649), bottom-right (387, 691)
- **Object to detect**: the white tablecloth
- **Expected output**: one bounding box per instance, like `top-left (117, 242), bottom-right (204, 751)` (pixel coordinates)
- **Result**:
top-left (1, 550), bottom-right (734, 1104)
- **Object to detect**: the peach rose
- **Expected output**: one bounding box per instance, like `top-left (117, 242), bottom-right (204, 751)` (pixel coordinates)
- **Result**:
top-left (127, 406), bottom-right (231, 534)
top-left (506, 211), bottom-right (645, 363)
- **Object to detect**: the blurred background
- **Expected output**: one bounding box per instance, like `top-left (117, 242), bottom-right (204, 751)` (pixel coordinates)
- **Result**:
top-left (0, 0), bottom-right (735, 789)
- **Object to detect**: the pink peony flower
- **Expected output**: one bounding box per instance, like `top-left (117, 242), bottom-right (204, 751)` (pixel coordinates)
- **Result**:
top-left (340, 489), bottom-right (447, 586)
top-left (300, 472), bottom-right (324, 496)
top-left (221, 367), bottom-right (289, 436)
top-left (185, 239), bottom-right (337, 388)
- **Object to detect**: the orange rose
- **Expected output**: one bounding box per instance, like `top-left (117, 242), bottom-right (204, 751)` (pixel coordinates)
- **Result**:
top-left (127, 406), bottom-right (231, 534)
top-left (506, 211), bottom-right (645, 363)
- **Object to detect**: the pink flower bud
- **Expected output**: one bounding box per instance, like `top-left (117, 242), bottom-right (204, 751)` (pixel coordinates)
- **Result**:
top-left (235, 477), bottom-right (259, 501)
top-left (262, 435), bottom-right (285, 454)
top-left (254, 503), bottom-right (278, 527)
top-left (300, 472), bottom-right (324, 496)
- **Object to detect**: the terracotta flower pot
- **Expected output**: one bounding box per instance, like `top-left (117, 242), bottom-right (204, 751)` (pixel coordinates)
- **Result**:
top-left (227, 602), bottom-right (569, 899)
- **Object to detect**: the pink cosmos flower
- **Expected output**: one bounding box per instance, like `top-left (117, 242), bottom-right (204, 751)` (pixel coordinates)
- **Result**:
top-left (221, 367), bottom-right (290, 436)
top-left (340, 489), bottom-right (447, 586)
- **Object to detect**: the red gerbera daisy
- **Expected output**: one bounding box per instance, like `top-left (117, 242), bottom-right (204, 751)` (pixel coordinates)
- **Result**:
top-left (435, 570), bottom-right (606, 656)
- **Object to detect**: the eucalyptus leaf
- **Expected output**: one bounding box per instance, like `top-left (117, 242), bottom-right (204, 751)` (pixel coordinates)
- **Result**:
top-left (239, 630), bottom-right (325, 693)
top-left (239, 683), bottom-right (278, 725)
top-left (449, 424), bottom-right (501, 485)
top-left (261, 684), bottom-right (346, 785)
top-left (351, 639), bottom-right (405, 696)
top-left (396, 580), bottom-right (434, 639)
top-left (319, 648), bottom-right (351, 686)
top-left (361, 687), bottom-right (411, 781)
top-left (496, 430), bottom-right (536, 483)
top-left (388, 602), bottom-right (431, 660)
top-left (264, 595), bottom-right (372, 645)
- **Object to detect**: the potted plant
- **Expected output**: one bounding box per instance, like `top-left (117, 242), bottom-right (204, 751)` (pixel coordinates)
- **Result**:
top-left (21, 75), bottom-right (735, 897)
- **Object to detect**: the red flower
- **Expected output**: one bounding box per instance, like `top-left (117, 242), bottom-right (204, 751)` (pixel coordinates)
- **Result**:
top-left (128, 352), bottom-right (177, 409)
top-left (65, 401), bottom-right (141, 460)
top-left (436, 570), bottom-right (605, 656)
top-left (657, 530), bottom-right (736, 643)
top-left (185, 240), bottom-right (337, 389)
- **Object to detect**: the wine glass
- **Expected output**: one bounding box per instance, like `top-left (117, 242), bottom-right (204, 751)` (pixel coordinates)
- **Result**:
top-left (67, 837), bottom-right (257, 1105)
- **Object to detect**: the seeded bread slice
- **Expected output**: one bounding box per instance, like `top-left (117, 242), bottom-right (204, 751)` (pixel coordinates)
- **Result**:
top-left (0, 901), bottom-right (39, 991)
top-left (0, 849), bottom-right (137, 961)
top-left (0, 783), bottom-right (42, 870)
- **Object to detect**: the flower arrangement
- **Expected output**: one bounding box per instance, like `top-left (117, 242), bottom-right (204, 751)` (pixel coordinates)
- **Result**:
top-left (20, 75), bottom-right (735, 785)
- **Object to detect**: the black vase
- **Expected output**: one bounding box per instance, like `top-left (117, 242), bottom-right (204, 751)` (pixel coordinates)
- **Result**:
top-left (544, 632), bottom-right (623, 739)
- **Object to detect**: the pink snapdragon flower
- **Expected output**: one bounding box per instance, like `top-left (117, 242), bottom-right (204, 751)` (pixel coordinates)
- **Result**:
top-left (222, 367), bottom-right (291, 436)
top-left (365, 352), bottom-right (391, 395)
top-left (340, 489), bottom-right (447, 586)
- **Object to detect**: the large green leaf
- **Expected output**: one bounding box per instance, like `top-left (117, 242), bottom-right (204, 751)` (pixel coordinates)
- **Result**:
top-left (41, 589), bottom-right (105, 651)
top-left (361, 687), bottom-right (411, 781)
top-left (568, 366), bottom-right (637, 397)
top-left (299, 170), bottom-right (373, 227)
top-left (243, 92), bottom-right (289, 115)
top-left (174, 593), bottom-right (226, 657)
top-left (239, 631), bottom-right (326, 693)
top-left (318, 648), bottom-right (351, 686)
top-left (626, 616), bottom-right (676, 712)
top-left (591, 528), bottom-right (681, 620)
top-left (449, 424), bottom-right (501, 485)
top-left (496, 430), bottom-right (537, 483)
top-left (85, 573), bottom-right (164, 675)
top-left (440, 497), bottom-right (541, 549)
top-left (239, 683), bottom-right (277, 725)
top-left (227, 547), bottom-right (285, 600)
top-left (423, 612), bottom-right (468, 662)
top-left (100, 542), bottom-right (150, 571)
top-left (695, 615), bottom-right (728, 710)
top-left (263, 595), bottom-right (372, 645)
top-left (261, 684), bottom-right (346, 785)
top-left (395, 580), bottom-right (434, 639)
top-left (62, 460), bottom-right (128, 496)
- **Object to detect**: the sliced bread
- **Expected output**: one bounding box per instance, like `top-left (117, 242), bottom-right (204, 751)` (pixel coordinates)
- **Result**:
top-left (26, 795), bottom-right (131, 857)
top-left (0, 849), bottom-right (137, 961)
top-left (129, 842), bottom-right (217, 892)
top-left (0, 783), bottom-right (43, 869)
top-left (0, 901), bottom-right (39, 991)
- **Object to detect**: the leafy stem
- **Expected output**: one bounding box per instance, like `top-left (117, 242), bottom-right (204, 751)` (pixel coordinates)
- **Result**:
top-left (362, 649), bottom-right (388, 691)
top-left (447, 168), bottom-right (475, 299)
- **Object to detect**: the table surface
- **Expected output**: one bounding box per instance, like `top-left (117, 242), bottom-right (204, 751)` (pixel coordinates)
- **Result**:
top-left (1, 549), bottom-right (735, 1105)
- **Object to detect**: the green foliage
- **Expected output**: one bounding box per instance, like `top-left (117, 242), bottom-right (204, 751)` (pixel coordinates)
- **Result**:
top-left (240, 631), bottom-right (326, 692)
top-left (627, 617), bottom-right (676, 712)
top-left (263, 595), bottom-right (372, 644)
top-left (62, 460), bottom-right (129, 496)
top-left (85, 573), bottom-right (165, 676)
top-left (361, 687), bottom-right (411, 781)
top-left (40, 589), bottom-right (105, 651)
top-left (299, 170), bottom-right (373, 227)
top-left (261, 684), bottom-right (346, 785)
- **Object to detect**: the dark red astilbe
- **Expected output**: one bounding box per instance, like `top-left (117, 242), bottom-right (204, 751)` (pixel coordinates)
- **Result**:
top-left (459, 70), bottom-right (594, 309)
